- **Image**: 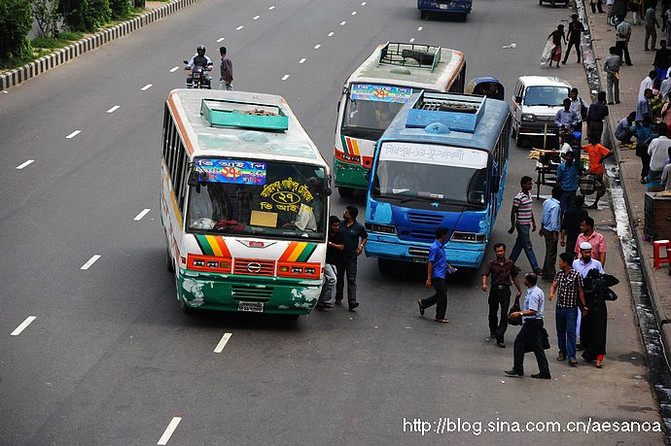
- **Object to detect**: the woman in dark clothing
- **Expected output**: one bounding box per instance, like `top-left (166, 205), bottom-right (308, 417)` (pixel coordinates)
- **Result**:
top-left (581, 269), bottom-right (620, 368)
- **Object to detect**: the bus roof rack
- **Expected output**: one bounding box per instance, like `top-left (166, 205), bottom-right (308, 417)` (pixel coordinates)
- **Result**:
top-left (377, 42), bottom-right (441, 72)
top-left (405, 91), bottom-right (486, 133)
top-left (200, 98), bottom-right (289, 131)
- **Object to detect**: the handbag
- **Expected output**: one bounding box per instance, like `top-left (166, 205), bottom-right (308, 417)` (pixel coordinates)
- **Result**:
top-left (579, 172), bottom-right (596, 195)
top-left (508, 297), bottom-right (522, 326)
top-left (604, 288), bottom-right (618, 301)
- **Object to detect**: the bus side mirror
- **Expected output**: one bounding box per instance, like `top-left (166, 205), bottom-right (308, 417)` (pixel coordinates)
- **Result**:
top-left (188, 171), bottom-right (207, 187)
top-left (491, 176), bottom-right (500, 194)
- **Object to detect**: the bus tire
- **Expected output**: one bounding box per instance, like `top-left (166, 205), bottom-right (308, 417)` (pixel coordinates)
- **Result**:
top-left (516, 134), bottom-right (526, 148)
top-left (457, 13), bottom-right (468, 22)
top-left (166, 249), bottom-right (174, 274)
top-left (378, 258), bottom-right (395, 276)
top-left (338, 187), bottom-right (355, 198)
top-left (420, 10), bottom-right (428, 20)
top-left (180, 298), bottom-right (192, 314)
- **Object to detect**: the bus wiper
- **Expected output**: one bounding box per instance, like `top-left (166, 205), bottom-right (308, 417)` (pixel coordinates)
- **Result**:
top-left (400, 194), bottom-right (449, 204)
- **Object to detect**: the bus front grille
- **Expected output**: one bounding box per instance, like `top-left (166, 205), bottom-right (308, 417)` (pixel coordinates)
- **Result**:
top-left (231, 286), bottom-right (273, 302)
top-left (234, 258), bottom-right (276, 276)
top-left (408, 247), bottom-right (430, 257)
top-left (407, 211), bottom-right (443, 226)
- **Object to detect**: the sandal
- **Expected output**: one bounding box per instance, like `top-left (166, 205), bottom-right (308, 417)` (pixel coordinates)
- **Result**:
top-left (435, 318), bottom-right (450, 324)
top-left (596, 359), bottom-right (603, 368)
top-left (557, 353), bottom-right (566, 361)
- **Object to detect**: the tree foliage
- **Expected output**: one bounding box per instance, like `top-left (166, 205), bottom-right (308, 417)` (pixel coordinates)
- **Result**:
top-left (109, 0), bottom-right (130, 20)
top-left (34, 0), bottom-right (62, 37)
top-left (0, 0), bottom-right (33, 61)
top-left (59, 0), bottom-right (111, 32)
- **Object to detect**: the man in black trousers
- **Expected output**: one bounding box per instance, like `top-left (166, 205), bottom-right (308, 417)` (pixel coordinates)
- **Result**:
top-left (505, 273), bottom-right (552, 379)
top-left (481, 243), bottom-right (522, 348)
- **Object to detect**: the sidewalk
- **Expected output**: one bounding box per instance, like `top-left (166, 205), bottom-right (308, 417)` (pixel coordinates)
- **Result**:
top-left (584, 4), bottom-right (671, 355)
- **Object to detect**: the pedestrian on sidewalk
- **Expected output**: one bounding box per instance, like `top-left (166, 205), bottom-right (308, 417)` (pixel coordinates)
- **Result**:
top-left (614, 111), bottom-right (637, 143)
top-left (505, 272), bottom-right (552, 379)
top-left (661, 146), bottom-right (671, 189)
top-left (418, 227), bottom-right (454, 324)
top-left (572, 241), bottom-right (606, 356)
top-left (561, 195), bottom-right (589, 258)
top-left (661, 75), bottom-right (671, 98)
top-left (335, 205), bottom-right (367, 311)
top-left (591, 0), bottom-right (606, 13)
top-left (575, 216), bottom-right (608, 265)
top-left (556, 98), bottom-right (580, 133)
top-left (540, 186), bottom-right (563, 281)
top-left (604, 46), bottom-right (623, 104)
top-left (644, 3), bottom-right (660, 51)
top-left (581, 135), bottom-right (614, 208)
top-left (654, 40), bottom-right (671, 78)
top-left (635, 116), bottom-right (657, 182)
top-left (569, 88), bottom-right (589, 133)
top-left (564, 15), bottom-right (585, 64)
top-left (481, 243), bottom-right (522, 348)
top-left (586, 91), bottom-right (609, 143)
top-left (648, 124), bottom-right (671, 189)
top-left (637, 88), bottom-right (654, 122)
top-left (547, 25), bottom-right (567, 68)
top-left (556, 144), bottom-right (580, 215)
top-left (615, 13), bottom-right (633, 66)
top-left (549, 252), bottom-right (587, 367)
top-left (316, 216), bottom-right (344, 310)
top-left (218, 47), bottom-right (233, 91)
top-left (639, 71), bottom-right (657, 99)
top-left (630, 0), bottom-right (642, 25)
top-left (508, 176), bottom-right (543, 275)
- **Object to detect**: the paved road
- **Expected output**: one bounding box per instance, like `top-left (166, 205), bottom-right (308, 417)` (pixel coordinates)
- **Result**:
top-left (0, 0), bottom-right (665, 444)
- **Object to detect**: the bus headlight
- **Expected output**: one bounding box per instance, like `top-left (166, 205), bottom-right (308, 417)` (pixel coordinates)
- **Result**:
top-left (450, 231), bottom-right (486, 243)
top-left (365, 223), bottom-right (396, 234)
top-left (521, 113), bottom-right (536, 122)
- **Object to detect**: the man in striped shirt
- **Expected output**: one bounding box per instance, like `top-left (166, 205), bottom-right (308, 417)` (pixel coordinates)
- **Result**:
top-left (508, 176), bottom-right (543, 275)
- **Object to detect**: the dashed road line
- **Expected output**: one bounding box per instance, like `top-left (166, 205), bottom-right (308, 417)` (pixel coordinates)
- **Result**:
top-left (351, 11), bottom-right (357, 15)
top-left (80, 255), bottom-right (101, 270)
top-left (157, 417), bottom-right (182, 445)
top-left (281, 74), bottom-right (290, 81)
top-left (340, 21), bottom-right (346, 26)
top-left (299, 58), bottom-right (307, 64)
top-left (409, 37), bottom-right (416, 43)
top-left (169, 66), bottom-right (180, 72)
top-left (134, 208), bottom-right (151, 221)
top-left (214, 333), bottom-right (232, 353)
top-left (11, 316), bottom-right (36, 336)
top-left (314, 44), bottom-right (321, 50)
top-left (16, 159), bottom-right (34, 170)
top-left (216, 37), bottom-right (225, 42)
top-left (106, 105), bottom-right (120, 114)
top-left (328, 32), bottom-right (334, 37)
top-left (268, 5), bottom-right (275, 10)
top-left (141, 84), bottom-right (153, 91)
top-left (361, 1), bottom-right (367, 5)
top-left (66, 130), bottom-right (81, 139)
top-left (253, 15), bottom-right (260, 20)
top-left (236, 25), bottom-right (244, 31)
top-left (418, 26), bottom-right (423, 31)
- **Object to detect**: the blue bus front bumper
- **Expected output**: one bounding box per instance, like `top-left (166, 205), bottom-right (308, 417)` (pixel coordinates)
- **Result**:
top-left (418, 0), bottom-right (472, 13)
top-left (365, 234), bottom-right (486, 269)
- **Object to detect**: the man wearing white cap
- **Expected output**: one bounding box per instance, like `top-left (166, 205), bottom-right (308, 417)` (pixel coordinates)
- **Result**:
top-left (556, 144), bottom-right (580, 215)
top-left (572, 242), bottom-right (605, 351)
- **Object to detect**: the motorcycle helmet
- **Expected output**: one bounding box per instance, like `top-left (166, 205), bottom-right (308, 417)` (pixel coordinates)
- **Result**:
top-left (197, 45), bottom-right (206, 54)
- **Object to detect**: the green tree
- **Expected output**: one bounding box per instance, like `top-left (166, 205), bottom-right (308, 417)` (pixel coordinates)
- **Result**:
top-left (0, 0), bottom-right (33, 60)
top-left (59, 0), bottom-right (110, 32)
top-left (109, 0), bottom-right (130, 19)
top-left (34, 0), bottom-right (62, 37)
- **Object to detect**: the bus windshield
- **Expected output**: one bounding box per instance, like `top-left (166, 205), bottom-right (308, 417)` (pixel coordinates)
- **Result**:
top-left (186, 159), bottom-right (327, 241)
top-left (372, 142), bottom-right (489, 208)
top-left (341, 84), bottom-right (414, 139)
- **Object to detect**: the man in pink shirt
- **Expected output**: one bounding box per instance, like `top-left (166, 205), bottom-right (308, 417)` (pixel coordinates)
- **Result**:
top-left (574, 216), bottom-right (607, 265)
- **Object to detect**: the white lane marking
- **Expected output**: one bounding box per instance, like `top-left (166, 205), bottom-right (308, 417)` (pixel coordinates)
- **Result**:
top-left (16, 159), bottom-right (34, 170)
top-left (314, 44), bottom-right (321, 50)
top-left (236, 25), bottom-right (244, 30)
top-left (169, 66), bottom-right (180, 72)
top-left (299, 58), bottom-right (306, 64)
top-left (66, 130), bottom-right (81, 139)
top-left (268, 5), bottom-right (275, 10)
top-left (106, 105), bottom-right (120, 114)
top-left (351, 11), bottom-right (357, 15)
top-left (418, 26), bottom-right (423, 31)
top-left (214, 333), bottom-right (232, 353)
top-left (409, 38), bottom-right (416, 43)
top-left (253, 15), bottom-right (260, 20)
top-left (281, 74), bottom-right (290, 81)
top-left (340, 21), bottom-right (346, 25)
top-left (361, 1), bottom-right (366, 5)
top-left (216, 37), bottom-right (225, 42)
top-left (157, 417), bottom-right (182, 445)
top-left (134, 208), bottom-right (151, 221)
top-left (11, 316), bottom-right (36, 336)
top-left (328, 32), bottom-right (334, 37)
top-left (141, 84), bottom-right (152, 91)
top-left (80, 255), bottom-right (101, 270)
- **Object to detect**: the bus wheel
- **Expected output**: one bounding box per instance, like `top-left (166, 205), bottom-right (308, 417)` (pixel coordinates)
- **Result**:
top-left (516, 134), bottom-right (526, 148)
top-left (420, 10), bottom-right (428, 20)
top-left (378, 258), bottom-right (395, 276)
top-left (179, 298), bottom-right (192, 314)
top-left (457, 13), bottom-right (468, 22)
top-left (338, 187), bottom-right (355, 198)
top-left (166, 249), bottom-right (174, 274)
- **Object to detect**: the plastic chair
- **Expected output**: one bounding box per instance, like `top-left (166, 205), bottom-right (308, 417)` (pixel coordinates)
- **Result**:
top-left (653, 240), bottom-right (671, 270)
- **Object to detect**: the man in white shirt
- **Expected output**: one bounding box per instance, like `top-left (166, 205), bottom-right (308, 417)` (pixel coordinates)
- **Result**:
top-left (649, 128), bottom-right (671, 173)
top-left (662, 147), bottom-right (671, 190)
top-left (639, 70), bottom-right (657, 100)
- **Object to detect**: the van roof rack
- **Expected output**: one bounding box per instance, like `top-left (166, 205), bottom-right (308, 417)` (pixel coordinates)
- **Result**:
top-left (406, 92), bottom-right (486, 133)
top-left (200, 98), bottom-right (289, 131)
top-left (377, 42), bottom-right (441, 72)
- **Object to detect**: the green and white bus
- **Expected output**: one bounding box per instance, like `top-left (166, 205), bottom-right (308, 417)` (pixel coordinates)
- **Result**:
top-left (334, 42), bottom-right (466, 197)
top-left (161, 89), bottom-right (330, 317)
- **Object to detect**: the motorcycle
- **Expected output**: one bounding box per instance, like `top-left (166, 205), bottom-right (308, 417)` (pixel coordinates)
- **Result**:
top-left (183, 60), bottom-right (212, 89)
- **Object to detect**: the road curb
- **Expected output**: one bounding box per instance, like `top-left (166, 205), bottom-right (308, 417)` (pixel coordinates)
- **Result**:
top-left (0, 0), bottom-right (200, 92)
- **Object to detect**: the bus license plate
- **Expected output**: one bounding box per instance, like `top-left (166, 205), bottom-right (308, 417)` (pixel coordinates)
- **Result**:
top-left (439, 3), bottom-right (448, 9)
top-left (238, 302), bottom-right (264, 313)
top-left (412, 257), bottom-right (428, 263)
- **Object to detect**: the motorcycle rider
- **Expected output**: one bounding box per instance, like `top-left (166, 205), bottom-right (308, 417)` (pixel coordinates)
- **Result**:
top-left (185, 45), bottom-right (213, 88)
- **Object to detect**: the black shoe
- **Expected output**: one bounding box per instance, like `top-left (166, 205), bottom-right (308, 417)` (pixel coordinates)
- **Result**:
top-left (533, 267), bottom-right (543, 275)
top-left (576, 343), bottom-right (584, 351)
top-left (489, 332), bottom-right (496, 339)
top-left (417, 300), bottom-right (425, 316)
top-left (497, 341), bottom-right (506, 348)
top-left (569, 359), bottom-right (578, 367)
top-left (531, 373), bottom-right (552, 379)
top-left (561, 60), bottom-right (567, 65)
top-left (615, 100), bottom-right (621, 104)
top-left (504, 369), bottom-right (524, 377)
top-left (349, 301), bottom-right (359, 311)
top-left (607, 102), bottom-right (614, 105)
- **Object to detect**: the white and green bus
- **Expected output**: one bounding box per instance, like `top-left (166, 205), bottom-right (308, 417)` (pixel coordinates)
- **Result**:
top-left (334, 42), bottom-right (466, 197)
top-left (161, 89), bottom-right (330, 317)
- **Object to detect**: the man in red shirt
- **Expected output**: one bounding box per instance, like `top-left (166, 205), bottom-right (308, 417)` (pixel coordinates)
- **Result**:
top-left (582, 136), bottom-right (614, 208)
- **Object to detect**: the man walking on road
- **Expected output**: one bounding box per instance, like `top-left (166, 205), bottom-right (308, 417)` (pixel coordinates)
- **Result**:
top-left (219, 46), bottom-right (233, 91)
top-left (550, 252), bottom-right (587, 367)
top-left (561, 195), bottom-right (589, 258)
top-left (615, 13), bottom-right (633, 66)
top-left (481, 243), bottom-right (522, 348)
top-left (582, 135), bottom-right (614, 208)
top-left (556, 144), bottom-right (580, 215)
top-left (504, 272), bottom-right (552, 379)
top-left (418, 227), bottom-right (454, 324)
top-left (335, 206), bottom-right (367, 311)
top-left (508, 176), bottom-right (543, 275)
top-left (604, 46), bottom-right (622, 105)
top-left (575, 216), bottom-right (607, 266)
top-left (540, 186), bottom-right (562, 281)
top-left (563, 14), bottom-right (586, 64)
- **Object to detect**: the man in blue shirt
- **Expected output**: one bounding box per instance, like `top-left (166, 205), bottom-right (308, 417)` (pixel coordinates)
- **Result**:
top-left (636, 88), bottom-right (653, 123)
top-left (505, 272), bottom-right (551, 379)
top-left (418, 227), bottom-right (454, 323)
top-left (555, 98), bottom-right (580, 133)
top-left (540, 186), bottom-right (562, 281)
top-left (556, 144), bottom-right (580, 215)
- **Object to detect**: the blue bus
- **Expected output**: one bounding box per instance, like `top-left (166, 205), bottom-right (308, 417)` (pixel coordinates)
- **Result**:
top-left (418, 0), bottom-right (472, 21)
top-left (364, 91), bottom-right (510, 273)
